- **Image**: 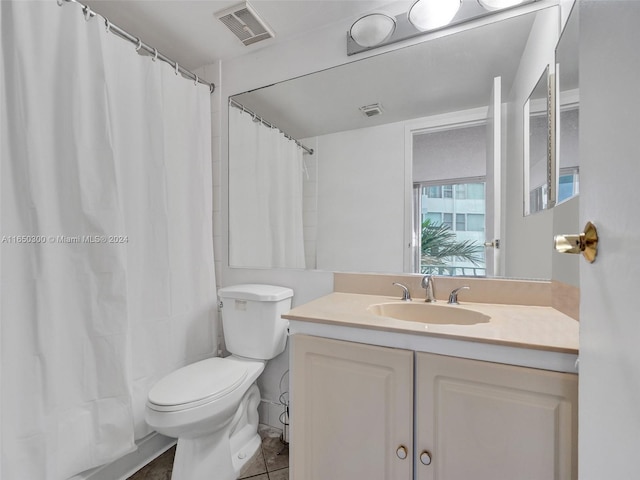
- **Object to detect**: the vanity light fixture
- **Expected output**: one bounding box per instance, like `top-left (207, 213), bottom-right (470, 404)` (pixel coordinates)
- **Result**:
top-left (346, 0), bottom-right (538, 56)
top-left (408, 0), bottom-right (462, 32)
top-left (350, 13), bottom-right (396, 48)
top-left (478, 0), bottom-right (527, 11)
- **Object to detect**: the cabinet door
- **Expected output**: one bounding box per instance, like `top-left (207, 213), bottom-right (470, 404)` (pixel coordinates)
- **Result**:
top-left (415, 352), bottom-right (578, 480)
top-left (291, 335), bottom-right (414, 480)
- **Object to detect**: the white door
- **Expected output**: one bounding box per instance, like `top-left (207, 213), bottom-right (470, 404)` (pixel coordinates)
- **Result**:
top-left (578, 2), bottom-right (640, 478)
top-left (485, 76), bottom-right (502, 277)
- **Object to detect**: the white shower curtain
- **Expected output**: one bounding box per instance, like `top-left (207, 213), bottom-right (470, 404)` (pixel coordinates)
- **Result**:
top-left (0, 2), bottom-right (216, 479)
top-left (228, 106), bottom-right (306, 268)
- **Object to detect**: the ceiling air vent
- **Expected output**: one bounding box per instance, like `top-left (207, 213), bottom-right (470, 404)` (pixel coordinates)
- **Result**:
top-left (359, 103), bottom-right (384, 118)
top-left (216, 2), bottom-right (275, 46)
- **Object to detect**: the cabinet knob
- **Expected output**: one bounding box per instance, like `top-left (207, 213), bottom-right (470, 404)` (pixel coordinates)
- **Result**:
top-left (420, 450), bottom-right (432, 465)
top-left (396, 445), bottom-right (408, 460)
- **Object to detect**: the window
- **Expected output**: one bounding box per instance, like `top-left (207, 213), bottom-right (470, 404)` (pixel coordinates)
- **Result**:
top-left (425, 185), bottom-right (442, 198)
top-left (467, 214), bottom-right (484, 232)
top-left (442, 213), bottom-right (453, 229)
top-left (424, 212), bottom-right (442, 224)
top-left (411, 121), bottom-right (488, 277)
top-left (415, 178), bottom-right (487, 277)
top-left (558, 167), bottom-right (579, 203)
top-left (467, 183), bottom-right (485, 200)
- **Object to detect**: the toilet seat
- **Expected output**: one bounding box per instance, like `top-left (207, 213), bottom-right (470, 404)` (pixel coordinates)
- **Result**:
top-left (148, 357), bottom-right (249, 412)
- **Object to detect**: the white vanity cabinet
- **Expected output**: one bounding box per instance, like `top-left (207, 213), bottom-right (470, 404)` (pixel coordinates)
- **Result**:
top-left (290, 334), bottom-right (414, 480)
top-left (291, 334), bottom-right (578, 480)
top-left (415, 352), bottom-right (578, 480)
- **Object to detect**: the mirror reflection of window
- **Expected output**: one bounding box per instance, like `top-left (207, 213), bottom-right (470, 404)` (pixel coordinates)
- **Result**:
top-left (412, 123), bottom-right (487, 277)
top-left (415, 181), bottom-right (486, 277)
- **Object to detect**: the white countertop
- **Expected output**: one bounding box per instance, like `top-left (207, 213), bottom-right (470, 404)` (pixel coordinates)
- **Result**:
top-left (284, 292), bottom-right (579, 373)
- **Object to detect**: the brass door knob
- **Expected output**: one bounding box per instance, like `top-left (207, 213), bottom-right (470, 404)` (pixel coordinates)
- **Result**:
top-left (554, 221), bottom-right (598, 263)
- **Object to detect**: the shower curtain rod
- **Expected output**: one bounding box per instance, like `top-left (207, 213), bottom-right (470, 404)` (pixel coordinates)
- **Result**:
top-left (229, 99), bottom-right (314, 155)
top-left (60, 0), bottom-right (216, 93)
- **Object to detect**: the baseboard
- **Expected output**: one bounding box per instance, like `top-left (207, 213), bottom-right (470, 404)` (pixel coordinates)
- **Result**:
top-left (69, 432), bottom-right (176, 480)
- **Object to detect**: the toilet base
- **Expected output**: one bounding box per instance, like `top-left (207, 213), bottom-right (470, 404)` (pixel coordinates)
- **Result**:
top-left (231, 431), bottom-right (262, 474)
top-left (169, 383), bottom-right (262, 480)
top-left (170, 432), bottom-right (261, 480)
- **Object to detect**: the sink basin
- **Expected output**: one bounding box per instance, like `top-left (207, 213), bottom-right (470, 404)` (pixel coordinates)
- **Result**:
top-left (367, 302), bottom-right (490, 325)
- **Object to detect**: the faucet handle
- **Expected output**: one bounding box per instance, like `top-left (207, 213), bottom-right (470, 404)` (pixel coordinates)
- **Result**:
top-left (392, 282), bottom-right (412, 301)
top-left (448, 286), bottom-right (470, 304)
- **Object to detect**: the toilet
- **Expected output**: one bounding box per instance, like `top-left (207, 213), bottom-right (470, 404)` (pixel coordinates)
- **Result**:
top-left (145, 284), bottom-right (293, 480)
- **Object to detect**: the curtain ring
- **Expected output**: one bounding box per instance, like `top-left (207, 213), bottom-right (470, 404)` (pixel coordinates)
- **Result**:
top-left (83, 5), bottom-right (94, 21)
top-left (57, 0), bottom-right (64, 6)
top-left (152, 48), bottom-right (158, 62)
top-left (209, 84), bottom-right (215, 94)
top-left (135, 38), bottom-right (143, 52)
top-left (105, 19), bottom-right (112, 33)
top-left (194, 75), bottom-right (199, 86)
top-left (174, 62), bottom-right (179, 76)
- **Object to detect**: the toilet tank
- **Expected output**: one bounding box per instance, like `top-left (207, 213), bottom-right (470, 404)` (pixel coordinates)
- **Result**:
top-left (218, 284), bottom-right (293, 360)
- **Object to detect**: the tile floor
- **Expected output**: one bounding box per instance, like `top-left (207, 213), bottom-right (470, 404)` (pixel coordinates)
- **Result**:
top-left (127, 425), bottom-right (289, 480)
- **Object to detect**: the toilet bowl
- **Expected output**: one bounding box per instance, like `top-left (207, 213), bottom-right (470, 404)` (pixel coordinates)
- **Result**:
top-left (145, 284), bottom-right (293, 480)
top-left (146, 355), bottom-right (265, 480)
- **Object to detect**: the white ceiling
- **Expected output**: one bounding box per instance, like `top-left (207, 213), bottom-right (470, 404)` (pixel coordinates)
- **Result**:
top-left (84, 0), bottom-right (400, 69)
top-left (82, 0), bottom-right (545, 139)
top-left (232, 10), bottom-right (537, 138)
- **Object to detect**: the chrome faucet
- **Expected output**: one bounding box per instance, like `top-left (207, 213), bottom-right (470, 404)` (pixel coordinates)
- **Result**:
top-left (421, 275), bottom-right (436, 303)
top-left (448, 286), bottom-right (470, 305)
top-left (392, 282), bottom-right (412, 301)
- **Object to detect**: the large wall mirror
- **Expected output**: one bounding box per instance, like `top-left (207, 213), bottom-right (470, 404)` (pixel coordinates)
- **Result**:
top-left (555, 2), bottom-right (579, 205)
top-left (229, 4), bottom-right (567, 280)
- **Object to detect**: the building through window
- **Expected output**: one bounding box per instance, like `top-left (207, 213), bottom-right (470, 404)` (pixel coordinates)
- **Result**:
top-left (415, 180), bottom-right (486, 276)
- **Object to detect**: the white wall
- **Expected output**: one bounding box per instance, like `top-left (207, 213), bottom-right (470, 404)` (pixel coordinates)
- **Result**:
top-left (315, 122), bottom-right (405, 273)
top-left (579, 1), bottom-right (640, 477)
top-left (503, 6), bottom-right (560, 279)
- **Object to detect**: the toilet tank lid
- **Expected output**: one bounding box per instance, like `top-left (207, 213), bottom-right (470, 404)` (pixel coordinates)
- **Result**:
top-left (218, 284), bottom-right (294, 302)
